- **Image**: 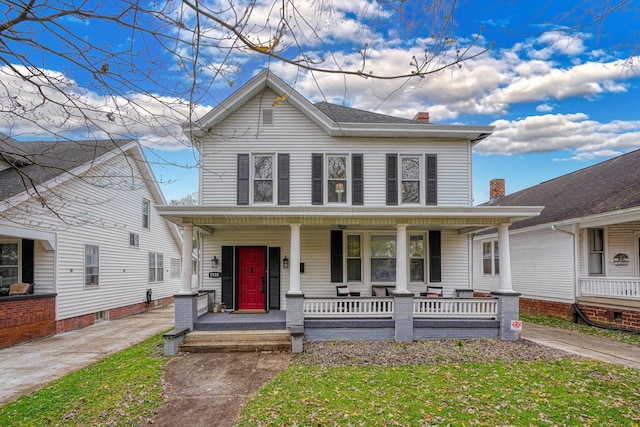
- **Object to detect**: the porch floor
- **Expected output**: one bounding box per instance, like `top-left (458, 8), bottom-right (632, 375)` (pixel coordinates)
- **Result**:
top-left (195, 310), bottom-right (286, 331)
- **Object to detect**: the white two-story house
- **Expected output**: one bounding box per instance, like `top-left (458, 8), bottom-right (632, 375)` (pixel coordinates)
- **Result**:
top-left (159, 70), bottom-right (542, 351)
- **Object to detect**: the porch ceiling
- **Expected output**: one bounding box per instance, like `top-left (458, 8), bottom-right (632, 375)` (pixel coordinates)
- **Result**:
top-left (158, 205), bottom-right (543, 234)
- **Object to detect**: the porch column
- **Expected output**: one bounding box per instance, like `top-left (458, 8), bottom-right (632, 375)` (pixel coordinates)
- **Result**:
top-left (395, 224), bottom-right (410, 294)
top-left (180, 223), bottom-right (194, 294)
top-left (497, 223), bottom-right (513, 292)
top-left (288, 223), bottom-right (302, 294)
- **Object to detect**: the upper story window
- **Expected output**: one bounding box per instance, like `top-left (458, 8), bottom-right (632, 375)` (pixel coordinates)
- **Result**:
top-left (85, 244), bottom-right (99, 287)
top-left (253, 154), bottom-right (274, 203)
top-left (587, 228), bottom-right (604, 275)
top-left (327, 155), bottom-right (347, 203)
top-left (386, 154), bottom-right (437, 206)
top-left (142, 199), bottom-right (150, 229)
top-left (482, 240), bottom-right (499, 275)
top-left (401, 156), bottom-right (421, 204)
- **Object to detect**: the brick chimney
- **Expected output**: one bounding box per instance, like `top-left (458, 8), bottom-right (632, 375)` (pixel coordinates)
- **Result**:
top-left (489, 179), bottom-right (505, 202)
top-left (413, 112), bottom-right (430, 123)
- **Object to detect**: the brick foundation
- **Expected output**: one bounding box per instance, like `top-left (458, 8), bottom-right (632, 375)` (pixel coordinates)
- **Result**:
top-left (577, 303), bottom-right (640, 332)
top-left (0, 294), bottom-right (56, 349)
top-left (519, 297), bottom-right (574, 321)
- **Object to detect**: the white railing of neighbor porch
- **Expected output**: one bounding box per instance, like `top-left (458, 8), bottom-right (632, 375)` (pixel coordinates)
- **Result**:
top-left (304, 298), bottom-right (394, 318)
top-left (197, 293), bottom-right (209, 316)
top-left (413, 298), bottom-right (498, 319)
top-left (580, 278), bottom-right (640, 298)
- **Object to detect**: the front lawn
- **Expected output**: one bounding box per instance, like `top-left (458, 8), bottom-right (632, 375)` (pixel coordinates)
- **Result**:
top-left (239, 358), bottom-right (640, 426)
top-left (0, 333), bottom-right (168, 426)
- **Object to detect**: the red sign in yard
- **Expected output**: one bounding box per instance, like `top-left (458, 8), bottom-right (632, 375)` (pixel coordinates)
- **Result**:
top-left (511, 320), bottom-right (523, 331)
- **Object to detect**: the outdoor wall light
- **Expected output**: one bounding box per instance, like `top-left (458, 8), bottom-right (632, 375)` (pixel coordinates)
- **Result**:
top-left (283, 256), bottom-right (289, 269)
top-left (211, 256), bottom-right (219, 268)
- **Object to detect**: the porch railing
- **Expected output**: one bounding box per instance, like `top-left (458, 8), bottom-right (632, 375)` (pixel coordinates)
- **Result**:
top-left (197, 293), bottom-right (209, 316)
top-left (413, 298), bottom-right (498, 319)
top-left (580, 277), bottom-right (640, 298)
top-left (304, 297), bottom-right (394, 318)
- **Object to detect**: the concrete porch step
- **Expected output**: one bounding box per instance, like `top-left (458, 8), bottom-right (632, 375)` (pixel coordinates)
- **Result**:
top-left (179, 330), bottom-right (291, 353)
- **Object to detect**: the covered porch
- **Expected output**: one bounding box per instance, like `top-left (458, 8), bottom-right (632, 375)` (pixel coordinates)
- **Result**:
top-left (159, 205), bottom-right (541, 354)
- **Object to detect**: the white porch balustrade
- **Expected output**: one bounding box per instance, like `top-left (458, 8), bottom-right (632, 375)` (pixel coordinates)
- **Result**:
top-left (303, 297), bottom-right (394, 318)
top-left (413, 298), bottom-right (498, 318)
top-left (197, 293), bottom-right (209, 316)
top-left (580, 278), bottom-right (640, 298)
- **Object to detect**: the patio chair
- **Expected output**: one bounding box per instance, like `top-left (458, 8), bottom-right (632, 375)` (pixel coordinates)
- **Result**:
top-left (421, 286), bottom-right (443, 297)
top-left (9, 282), bottom-right (33, 295)
top-left (336, 285), bottom-right (360, 297)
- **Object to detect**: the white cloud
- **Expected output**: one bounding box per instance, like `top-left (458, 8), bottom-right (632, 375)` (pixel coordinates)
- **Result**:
top-left (476, 113), bottom-right (640, 156)
top-left (536, 103), bottom-right (554, 112)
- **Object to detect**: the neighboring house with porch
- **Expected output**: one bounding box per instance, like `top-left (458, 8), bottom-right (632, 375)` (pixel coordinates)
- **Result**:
top-left (158, 70), bottom-right (543, 354)
top-left (0, 136), bottom-right (182, 348)
top-left (473, 150), bottom-right (640, 331)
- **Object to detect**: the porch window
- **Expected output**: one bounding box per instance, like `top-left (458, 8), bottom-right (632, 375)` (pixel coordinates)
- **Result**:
top-left (409, 235), bottom-right (425, 281)
top-left (482, 240), bottom-right (499, 275)
top-left (346, 234), bottom-right (362, 282)
top-left (142, 199), bottom-right (150, 229)
top-left (0, 242), bottom-right (19, 286)
top-left (85, 245), bottom-right (99, 287)
top-left (253, 154), bottom-right (274, 203)
top-left (401, 156), bottom-right (421, 204)
top-left (327, 155), bottom-right (347, 203)
top-left (588, 228), bottom-right (604, 275)
top-left (371, 235), bottom-right (396, 282)
top-left (149, 252), bottom-right (164, 282)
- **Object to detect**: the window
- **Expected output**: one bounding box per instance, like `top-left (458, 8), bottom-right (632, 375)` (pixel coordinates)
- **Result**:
top-left (85, 245), bottom-right (99, 287)
top-left (149, 252), bottom-right (164, 282)
top-left (129, 232), bottom-right (139, 247)
top-left (409, 235), bottom-right (425, 281)
top-left (0, 242), bottom-right (19, 286)
top-left (142, 199), bottom-right (150, 229)
top-left (482, 240), bottom-right (499, 275)
top-left (327, 155), bottom-right (347, 203)
top-left (253, 154), bottom-right (274, 203)
top-left (170, 258), bottom-right (181, 279)
top-left (588, 228), bottom-right (604, 275)
top-left (371, 235), bottom-right (396, 282)
top-left (346, 234), bottom-right (362, 282)
top-left (401, 156), bottom-right (421, 204)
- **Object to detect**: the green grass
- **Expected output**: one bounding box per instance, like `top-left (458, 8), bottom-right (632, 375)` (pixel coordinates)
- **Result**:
top-left (521, 313), bottom-right (640, 346)
top-left (0, 332), bottom-right (168, 426)
top-left (239, 359), bottom-right (640, 426)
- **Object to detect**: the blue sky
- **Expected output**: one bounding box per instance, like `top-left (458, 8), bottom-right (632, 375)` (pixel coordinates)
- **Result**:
top-left (1, 1), bottom-right (639, 204)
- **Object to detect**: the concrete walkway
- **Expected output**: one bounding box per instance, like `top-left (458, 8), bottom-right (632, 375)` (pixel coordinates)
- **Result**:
top-left (0, 305), bottom-right (174, 405)
top-left (521, 321), bottom-right (640, 370)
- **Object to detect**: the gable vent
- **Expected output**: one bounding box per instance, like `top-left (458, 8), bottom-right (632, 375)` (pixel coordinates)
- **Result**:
top-left (262, 109), bottom-right (274, 125)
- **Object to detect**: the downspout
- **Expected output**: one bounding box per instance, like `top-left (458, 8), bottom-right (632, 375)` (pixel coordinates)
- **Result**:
top-left (550, 224), bottom-right (579, 305)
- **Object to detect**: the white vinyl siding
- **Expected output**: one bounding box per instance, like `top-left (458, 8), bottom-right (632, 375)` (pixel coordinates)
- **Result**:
top-left (0, 151), bottom-right (182, 321)
top-left (200, 89), bottom-right (472, 207)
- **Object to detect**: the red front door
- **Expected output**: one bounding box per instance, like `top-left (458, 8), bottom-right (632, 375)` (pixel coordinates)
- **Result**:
top-left (238, 247), bottom-right (266, 310)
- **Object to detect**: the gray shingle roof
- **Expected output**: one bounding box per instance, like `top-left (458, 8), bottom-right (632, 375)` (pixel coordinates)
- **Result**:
top-left (484, 148), bottom-right (640, 230)
top-left (0, 137), bottom-right (134, 200)
top-left (314, 101), bottom-right (419, 124)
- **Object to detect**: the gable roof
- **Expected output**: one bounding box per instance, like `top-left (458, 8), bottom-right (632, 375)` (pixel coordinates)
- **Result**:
top-left (185, 69), bottom-right (494, 142)
top-left (0, 137), bottom-right (135, 200)
top-left (484, 148), bottom-right (640, 230)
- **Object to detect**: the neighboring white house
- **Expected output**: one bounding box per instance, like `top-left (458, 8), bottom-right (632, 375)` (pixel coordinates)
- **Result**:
top-left (0, 136), bottom-right (182, 347)
top-left (158, 70), bottom-right (542, 350)
top-left (473, 150), bottom-right (640, 331)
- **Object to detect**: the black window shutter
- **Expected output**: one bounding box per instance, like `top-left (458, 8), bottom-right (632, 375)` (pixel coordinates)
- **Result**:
top-left (426, 154), bottom-right (437, 205)
top-left (386, 154), bottom-right (398, 205)
top-left (330, 230), bottom-right (343, 282)
top-left (429, 230), bottom-right (441, 282)
top-left (352, 154), bottom-right (363, 205)
top-left (268, 247), bottom-right (281, 309)
top-left (21, 239), bottom-right (34, 284)
top-left (221, 246), bottom-right (234, 309)
top-left (237, 154), bottom-right (249, 205)
top-left (278, 153), bottom-right (290, 205)
top-left (312, 153), bottom-right (323, 205)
